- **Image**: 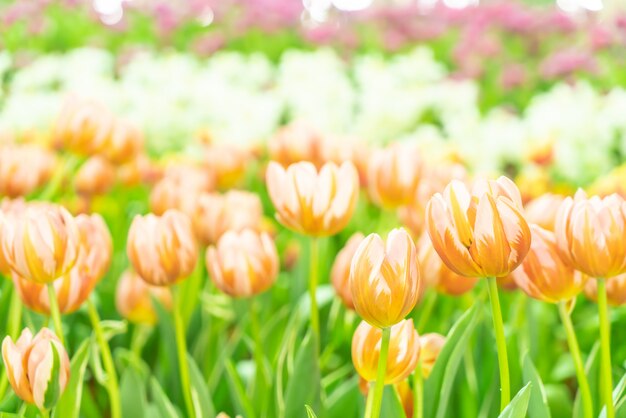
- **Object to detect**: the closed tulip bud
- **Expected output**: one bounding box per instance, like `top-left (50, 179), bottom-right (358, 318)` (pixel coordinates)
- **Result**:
top-left (127, 210), bottom-right (198, 286)
top-left (150, 165), bottom-right (215, 217)
top-left (193, 190), bottom-right (263, 246)
top-left (0, 198), bottom-right (28, 275)
top-left (103, 119), bottom-right (143, 164)
top-left (2, 204), bottom-right (79, 284)
top-left (116, 270), bottom-right (172, 324)
top-left (54, 96), bottom-right (114, 156)
top-left (352, 319), bottom-right (420, 384)
top-left (0, 145), bottom-right (56, 198)
top-left (417, 234), bottom-right (478, 296)
top-left (419, 333), bottom-right (445, 379)
top-left (555, 190), bottom-right (626, 278)
top-left (584, 275), bottom-right (626, 306)
top-left (12, 214), bottom-right (112, 314)
top-left (426, 177), bottom-right (531, 278)
top-left (331, 233), bottom-right (365, 310)
top-left (2, 328), bottom-right (70, 410)
top-left (206, 229), bottom-right (278, 297)
top-left (320, 134), bottom-right (370, 186)
top-left (74, 156), bottom-right (116, 196)
top-left (524, 194), bottom-right (565, 232)
top-left (268, 122), bottom-right (325, 168)
top-left (266, 161), bottom-right (359, 237)
top-left (203, 144), bottom-right (251, 189)
top-left (350, 228), bottom-right (421, 328)
top-left (367, 143), bottom-right (422, 208)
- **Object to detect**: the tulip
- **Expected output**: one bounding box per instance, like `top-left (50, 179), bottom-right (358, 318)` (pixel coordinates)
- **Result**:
top-left (367, 142), bottom-right (422, 208)
top-left (0, 198), bottom-right (28, 276)
top-left (419, 333), bottom-right (445, 379)
top-left (266, 160), bottom-right (359, 237)
top-left (150, 165), bottom-right (214, 217)
top-left (524, 193), bottom-right (565, 232)
top-left (585, 275), bottom-right (626, 306)
top-left (103, 119), bottom-right (143, 165)
top-left (331, 233), bottom-right (365, 310)
top-left (268, 122), bottom-right (325, 168)
top-left (0, 145), bottom-right (56, 198)
top-left (193, 190), bottom-right (263, 246)
top-left (202, 143), bottom-right (251, 189)
top-left (350, 228), bottom-right (420, 329)
top-left (206, 229), bottom-right (279, 297)
top-left (2, 328), bottom-right (70, 411)
top-left (320, 134), bottom-right (370, 186)
top-left (116, 270), bottom-right (172, 324)
top-left (74, 156), bottom-right (116, 196)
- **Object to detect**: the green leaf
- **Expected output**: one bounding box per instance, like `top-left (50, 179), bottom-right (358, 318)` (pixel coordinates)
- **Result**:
top-left (149, 377), bottom-right (180, 418)
top-left (305, 405), bottom-right (318, 418)
top-left (186, 354), bottom-right (216, 418)
top-left (43, 342), bottom-right (61, 410)
top-left (54, 340), bottom-right (91, 418)
top-left (120, 362), bottom-right (148, 418)
top-left (284, 333), bottom-right (322, 418)
top-left (600, 372), bottom-right (626, 418)
top-left (499, 383), bottom-right (532, 418)
top-left (224, 359), bottom-right (256, 418)
top-left (573, 342), bottom-right (600, 418)
top-left (327, 376), bottom-right (364, 418)
top-left (424, 304), bottom-right (482, 418)
top-left (522, 354), bottom-right (552, 418)
top-left (380, 385), bottom-right (407, 418)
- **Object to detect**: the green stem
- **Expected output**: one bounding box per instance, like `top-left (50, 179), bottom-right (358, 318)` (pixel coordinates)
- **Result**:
top-left (487, 277), bottom-right (510, 411)
top-left (558, 301), bottom-right (593, 418)
top-left (8, 284), bottom-right (23, 341)
top-left (38, 408), bottom-right (49, 418)
top-left (597, 278), bottom-right (615, 418)
top-left (365, 327), bottom-right (391, 418)
top-left (416, 291), bottom-right (437, 333)
top-left (38, 155), bottom-right (80, 201)
top-left (309, 238), bottom-right (320, 353)
top-left (87, 299), bottom-right (121, 418)
top-left (0, 369), bottom-right (9, 400)
top-left (46, 283), bottom-right (65, 346)
top-left (130, 324), bottom-right (151, 357)
top-left (173, 286), bottom-right (196, 418)
top-left (413, 363), bottom-right (423, 418)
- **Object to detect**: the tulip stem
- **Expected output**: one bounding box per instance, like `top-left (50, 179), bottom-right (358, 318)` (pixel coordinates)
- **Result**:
top-left (8, 284), bottom-right (22, 341)
top-left (38, 407), bottom-right (50, 418)
top-left (365, 326), bottom-right (391, 418)
top-left (87, 299), bottom-right (121, 418)
top-left (487, 277), bottom-right (510, 411)
top-left (173, 286), bottom-right (196, 418)
top-left (309, 238), bottom-right (320, 352)
top-left (46, 284), bottom-right (65, 346)
top-left (557, 301), bottom-right (593, 418)
top-left (413, 363), bottom-right (423, 418)
top-left (597, 278), bottom-right (615, 418)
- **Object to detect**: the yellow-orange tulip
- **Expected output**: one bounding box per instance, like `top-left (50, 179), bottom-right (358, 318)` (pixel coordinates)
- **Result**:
top-left (367, 143), bottom-right (422, 208)
top-left (352, 319), bottom-right (420, 384)
top-left (150, 165), bottom-right (214, 217)
top-left (512, 225), bottom-right (587, 303)
top-left (266, 160), bottom-right (359, 237)
top-left (74, 156), bottom-right (116, 196)
top-left (206, 229), bottom-right (279, 297)
top-left (116, 269), bottom-right (172, 324)
top-left (555, 190), bottom-right (626, 278)
top-left (103, 119), bottom-right (143, 165)
top-left (268, 122), bottom-right (325, 168)
top-left (320, 134), bottom-right (370, 186)
top-left (419, 333), bottom-right (446, 379)
top-left (0, 198), bottom-right (28, 276)
top-left (2, 328), bottom-right (70, 409)
top-left (524, 194), bottom-right (565, 232)
top-left (350, 228), bottom-right (421, 328)
top-left (2, 204), bottom-right (79, 284)
top-left (426, 177), bottom-right (531, 278)
top-left (584, 275), bottom-right (626, 306)
top-left (0, 145), bottom-right (56, 198)
top-left (202, 144), bottom-right (251, 189)
top-left (331, 233), bottom-right (365, 310)
top-left (127, 209), bottom-right (198, 286)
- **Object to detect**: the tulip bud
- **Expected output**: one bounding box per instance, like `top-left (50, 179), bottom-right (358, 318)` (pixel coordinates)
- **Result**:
top-left (2, 204), bottom-right (80, 284)
top-left (0, 145), bottom-right (56, 198)
top-left (367, 143), bottom-right (422, 208)
top-left (266, 161), bottom-right (359, 237)
top-left (193, 190), bottom-right (263, 246)
top-left (268, 122), bottom-right (325, 168)
top-left (320, 134), bottom-right (370, 186)
top-left (206, 229), bottom-right (278, 297)
top-left (150, 165), bottom-right (215, 217)
top-left (202, 144), bottom-right (251, 189)
top-left (116, 270), bottom-right (172, 324)
top-left (103, 119), bottom-right (143, 165)
top-left (555, 190), bottom-right (626, 278)
top-left (524, 194), bottom-right (565, 232)
top-left (0, 198), bottom-right (28, 275)
top-left (352, 319), bottom-right (420, 384)
top-left (74, 156), bottom-right (116, 196)
top-left (331, 233), bottom-right (365, 310)
top-left (584, 275), bottom-right (626, 306)
top-left (2, 328), bottom-right (70, 410)
top-left (426, 177), bottom-right (531, 278)
top-left (127, 209), bottom-right (198, 286)
top-left (419, 333), bottom-right (445, 379)
top-left (350, 228), bottom-right (421, 328)
top-left (54, 96), bottom-right (114, 156)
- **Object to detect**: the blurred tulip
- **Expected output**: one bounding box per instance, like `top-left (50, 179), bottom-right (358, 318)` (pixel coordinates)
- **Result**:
top-left (207, 229), bottom-right (278, 297)
top-left (127, 209), bottom-right (198, 286)
top-left (2, 204), bottom-right (79, 284)
top-left (2, 328), bottom-right (70, 410)
top-left (350, 228), bottom-right (420, 328)
top-left (320, 134), bottom-right (370, 186)
top-left (497, 274), bottom-right (519, 291)
top-left (426, 177), bottom-right (531, 278)
top-left (584, 275), bottom-right (626, 306)
top-left (102, 119), bottom-right (143, 164)
top-left (0, 198), bottom-right (27, 276)
top-left (515, 166), bottom-right (552, 204)
top-left (268, 122), bottom-right (325, 168)
top-left (0, 145), bottom-right (56, 198)
top-left (419, 333), bottom-right (446, 379)
top-left (150, 165), bottom-right (214, 217)
top-left (203, 144), bottom-right (251, 189)
top-left (331, 233), bottom-right (365, 310)
top-left (368, 142), bottom-right (422, 208)
top-left (556, 190), bottom-right (626, 278)
top-left (74, 156), bottom-right (116, 196)
top-left (352, 319), bottom-right (420, 384)
top-left (116, 269), bottom-right (172, 324)
top-left (524, 194), bottom-right (565, 231)
top-left (266, 160), bottom-right (359, 237)
top-left (193, 190), bottom-right (263, 246)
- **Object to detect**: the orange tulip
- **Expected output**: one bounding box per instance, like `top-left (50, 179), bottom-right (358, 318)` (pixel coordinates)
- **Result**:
top-left (202, 144), bottom-right (251, 189)
top-left (103, 119), bottom-right (143, 165)
top-left (116, 269), bottom-right (172, 324)
top-left (426, 177), bottom-right (531, 278)
top-left (367, 143), bottom-right (422, 208)
top-left (0, 145), bottom-right (56, 198)
top-left (0, 198), bottom-right (28, 276)
top-left (2, 328), bottom-right (70, 409)
top-left (266, 160), bottom-right (359, 237)
top-left (206, 229), bottom-right (279, 297)
top-left (584, 275), bottom-right (626, 306)
top-left (127, 209), bottom-right (198, 286)
top-left (74, 156), bottom-right (116, 196)
top-left (352, 319), bottom-right (420, 384)
top-left (555, 190), bottom-right (626, 278)
top-left (419, 333), bottom-right (446, 379)
top-left (350, 228), bottom-right (421, 328)
top-left (320, 134), bottom-right (370, 186)
top-left (268, 122), bottom-right (325, 168)
top-left (2, 203), bottom-right (79, 284)
top-left (524, 194), bottom-right (565, 232)
top-left (331, 233), bottom-right (365, 310)
top-left (150, 165), bottom-right (215, 217)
